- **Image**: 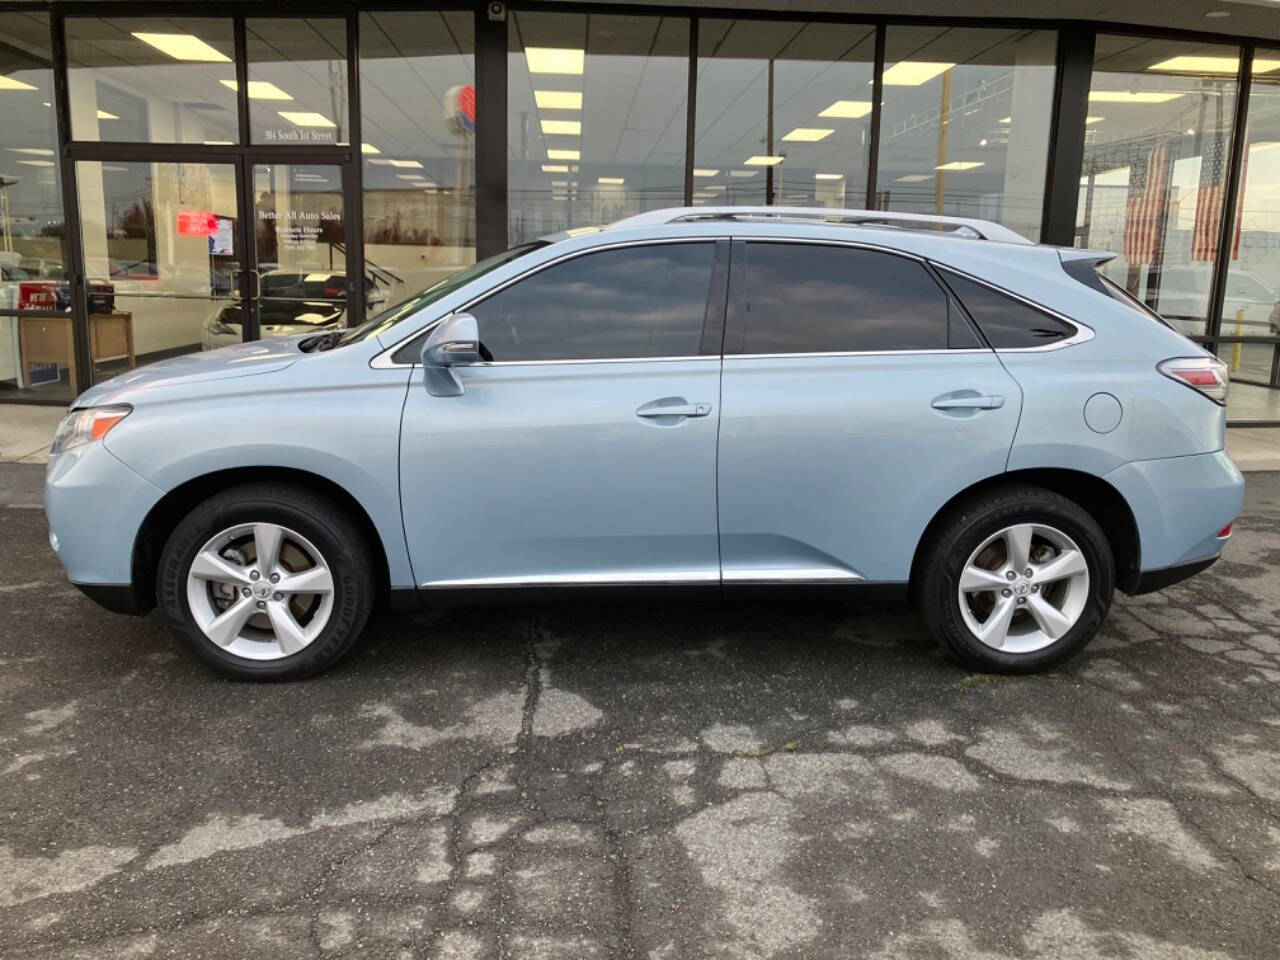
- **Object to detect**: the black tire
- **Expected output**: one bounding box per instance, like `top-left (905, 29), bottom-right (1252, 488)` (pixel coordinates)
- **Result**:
top-left (157, 483), bottom-right (375, 681)
top-left (918, 484), bottom-right (1114, 673)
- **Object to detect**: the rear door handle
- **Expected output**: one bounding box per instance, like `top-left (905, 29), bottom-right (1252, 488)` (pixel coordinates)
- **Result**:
top-left (931, 394), bottom-right (1005, 410)
top-left (636, 399), bottom-right (713, 419)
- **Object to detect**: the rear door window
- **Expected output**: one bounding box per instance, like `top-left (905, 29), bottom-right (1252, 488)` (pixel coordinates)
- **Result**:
top-left (939, 268), bottom-right (1076, 348)
top-left (729, 242), bottom-right (951, 354)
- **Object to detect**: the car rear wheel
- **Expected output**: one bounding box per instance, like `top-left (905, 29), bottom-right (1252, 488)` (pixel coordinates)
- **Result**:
top-left (157, 484), bottom-right (374, 680)
top-left (918, 484), bottom-right (1114, 673)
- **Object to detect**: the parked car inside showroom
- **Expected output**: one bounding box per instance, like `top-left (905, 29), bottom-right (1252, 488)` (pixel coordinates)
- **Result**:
top-left (45, 207), bottom-right (1243, 680)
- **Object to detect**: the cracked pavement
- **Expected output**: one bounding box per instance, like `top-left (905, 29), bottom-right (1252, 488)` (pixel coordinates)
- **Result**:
top-left (2, 462), bottom-right (1279, 959)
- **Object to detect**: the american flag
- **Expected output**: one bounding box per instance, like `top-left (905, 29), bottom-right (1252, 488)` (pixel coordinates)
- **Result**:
top-left (1124, 141), bottom-right (1171, 265)
top-left (1192, 130), bottom-right (1230, 261)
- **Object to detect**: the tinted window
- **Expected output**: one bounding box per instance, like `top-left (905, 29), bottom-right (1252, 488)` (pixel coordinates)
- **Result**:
top-left (736, 243), bottom-right (948, 354)
top-left (469, 243), bottom-right (714, 362)
top-left (941, 269), bottom-right (1076, 348)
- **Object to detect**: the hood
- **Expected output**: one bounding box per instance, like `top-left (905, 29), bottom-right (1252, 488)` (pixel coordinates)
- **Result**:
top-left (74, 337), bottom-right (302, 407)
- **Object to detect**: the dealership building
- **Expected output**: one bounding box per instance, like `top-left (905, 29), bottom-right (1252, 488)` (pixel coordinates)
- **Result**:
top-left (1, 0), bottom-right (1279, 422)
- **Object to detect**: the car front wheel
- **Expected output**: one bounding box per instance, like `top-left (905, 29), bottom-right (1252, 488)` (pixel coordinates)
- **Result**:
top-left (919, 484), bottom-right (1114, 673)
top-left (157, 484), bottom-right (374, 680)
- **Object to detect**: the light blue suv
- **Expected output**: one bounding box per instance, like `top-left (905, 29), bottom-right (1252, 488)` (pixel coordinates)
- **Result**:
top-left (45, 207), bottom-right (1243, 680)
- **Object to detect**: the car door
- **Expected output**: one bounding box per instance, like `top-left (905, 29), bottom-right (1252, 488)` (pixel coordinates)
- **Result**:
top-left (716, 239), bottom-right (1022, 586)
top-left (399, 239), bottom-right (729, 590)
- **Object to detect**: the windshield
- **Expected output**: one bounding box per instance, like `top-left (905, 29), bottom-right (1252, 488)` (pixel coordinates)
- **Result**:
top-left (335, 242), bottom-right (546, 347)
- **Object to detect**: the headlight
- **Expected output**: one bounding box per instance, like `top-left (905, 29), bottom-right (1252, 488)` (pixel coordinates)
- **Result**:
top-left (50, 404), bottom-right (132, 455)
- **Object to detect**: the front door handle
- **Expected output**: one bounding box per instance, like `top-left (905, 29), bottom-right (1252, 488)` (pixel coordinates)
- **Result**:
top-left (931, 394), bottom-right (1005, 410)
top-left (636, 398), bottom-right (713, 419)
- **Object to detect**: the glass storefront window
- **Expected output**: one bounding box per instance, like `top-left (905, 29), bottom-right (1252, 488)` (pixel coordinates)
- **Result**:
top-left (695, 20), bottom-right (875, 209)
top-left (76, 161), bottom-right (240, 383)
top-left (65, 18), bottom-right (238, 145)
top-left (360, 11), bottom-right (476, 309)
top-left (1, 11), bottom-right (73, 401)
top-left (1076, 36), bottom-right (1241, 338)
top-left (1216, 49), bottom-right (1280, 422)
top-left (247, 18), bottom-right (349, 146)
top-left (508, 12), bottom-right (689, 244)
top-left (876, 26), bottom-right (1056, 240)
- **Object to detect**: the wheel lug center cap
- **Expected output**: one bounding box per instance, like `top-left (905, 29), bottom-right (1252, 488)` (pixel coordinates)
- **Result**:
top-left (251, 581), bottom-right (273, 600)
top-left (1013, 579), bottom-right (1033, 597)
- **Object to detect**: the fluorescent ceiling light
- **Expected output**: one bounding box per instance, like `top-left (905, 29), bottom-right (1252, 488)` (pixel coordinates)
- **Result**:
top-left (397, 174), bottom-right (427, 180)
top-left (730, 169), bottom-right (760, 177)
top-left (693, 168), bottom-right (719, 177)
top-left (387, 159), bottom-right (423, 168)
top-left (203, 140), bottom-right (233, 146)
top-left (97, 110), bottom-right (119, 120)
top-left (781, 128), bottom-right (833, 142)
top-left (361, 143), bottom-right (380, 154)
top-left (936, 161), bottom-right (984, 171)
top-left (542, 163), bottom-right (569, 172)
top-left (534, 90), bottom-right (582, 110)
top-left (881, 61), bottom-right (954, 86)
top-left (998, 116), bottom-right (1012, 124)
top-left (814, 173), bottom-right (844, 180)
top-left (744, 155), bottom-right (784, 166)
top-left (0, 76), bottom-right (37, 91)
top-left (598, 176), bottom-right (625, 185)
top-left (1148, 55), bottom-right (1280, 75)
top-left (1251, 141), bottom-right (1280, 152)
top-left (525, 47), bottom-right (585, 75)
top-left (547, 148), bottom-right (580, 160)
top-left (1088, 91), bottom-right (1183, 103)
top-left (17, 159), bottom-right (54, 167)
top-left (895, 174), bottom-right (933, 182)
top-left (9, 147), bottom-right (54, 156)
top-left (693, 190), bottom-right (719, 198)
top-left (540, 119), bottom-right (581, 136)
top-left (220, 79), bottom-right (293, 100)
top-left (551, 180), bottom-right (569, 186)
top-left (278, 111), bottom-right (335, 127)
top-left (131, 32), bottom-right (230, 63)
top-left (1086, 115), bottom-right (1104, 124)
top-left (819, 100), bottom-right (872, 119)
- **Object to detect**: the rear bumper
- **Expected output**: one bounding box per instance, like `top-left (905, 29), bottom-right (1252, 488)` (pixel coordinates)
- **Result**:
top-left (1130, 555), bottom-right (1219, 595)
top-left (1104, 449), bottom-right (1242, 587)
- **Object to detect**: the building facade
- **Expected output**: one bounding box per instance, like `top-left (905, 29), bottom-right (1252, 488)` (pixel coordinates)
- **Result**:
top-left (2, 1), bottom-right (1279, 423)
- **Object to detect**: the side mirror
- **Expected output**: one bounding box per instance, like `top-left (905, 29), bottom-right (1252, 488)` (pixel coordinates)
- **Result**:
top-left (421, 313), bottom-right (481, 397)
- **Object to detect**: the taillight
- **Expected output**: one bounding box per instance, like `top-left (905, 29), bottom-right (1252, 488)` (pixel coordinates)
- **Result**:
top-left (322, 285), bottom-right (344, 298)
top-left (1158, 357), bottom-right (1229, 406)
top-left (1218, 523), bottom-right (1233, 538)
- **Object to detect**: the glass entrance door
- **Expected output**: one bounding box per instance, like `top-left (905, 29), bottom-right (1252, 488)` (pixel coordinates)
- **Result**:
top-left (244, 162), bottom-right (353, 346)
top-left (76, 160), bottom-right (243, 385)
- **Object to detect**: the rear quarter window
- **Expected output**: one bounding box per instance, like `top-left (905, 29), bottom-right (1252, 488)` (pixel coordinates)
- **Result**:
top-left (939, 268), bottom-right (1076, 349)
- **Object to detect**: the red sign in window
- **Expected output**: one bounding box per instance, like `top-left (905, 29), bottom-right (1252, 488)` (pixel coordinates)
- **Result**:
top-left (18, 282), bottom-right (59, 310)
top-left (177, 209), bottom-right (218, 236)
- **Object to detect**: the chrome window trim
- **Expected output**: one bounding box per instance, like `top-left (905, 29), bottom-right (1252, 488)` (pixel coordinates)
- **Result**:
top-left (934, 263), bottom-right (1097, 351)
top-left (725, 348), bottom-right (988, 360)
top-left (371, 236), bottom-right (728, 369)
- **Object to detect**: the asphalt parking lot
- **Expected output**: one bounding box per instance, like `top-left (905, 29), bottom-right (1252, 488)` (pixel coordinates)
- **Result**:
top-left (2, 462), bottom-right (1279, 960)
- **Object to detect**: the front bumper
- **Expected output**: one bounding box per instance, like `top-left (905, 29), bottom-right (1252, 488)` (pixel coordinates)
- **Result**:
top-left (1104, 449), bottom-right (1243, 584)
top-left (45, 440), bottom-right (164, 600)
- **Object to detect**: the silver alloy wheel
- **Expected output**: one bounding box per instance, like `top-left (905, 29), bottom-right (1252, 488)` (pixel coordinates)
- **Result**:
top-left (957, 522), bottom-right (1090, 654)
top-left (185, 522), bottom-right (335, 661)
